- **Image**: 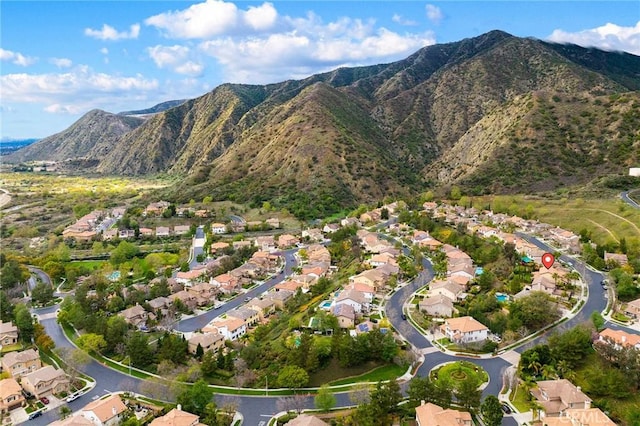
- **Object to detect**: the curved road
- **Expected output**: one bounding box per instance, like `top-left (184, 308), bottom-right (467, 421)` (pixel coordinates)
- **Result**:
top-left (621, 190), bottom-right (640, 210)
top-left (29, 231), bottom-right (640, 426)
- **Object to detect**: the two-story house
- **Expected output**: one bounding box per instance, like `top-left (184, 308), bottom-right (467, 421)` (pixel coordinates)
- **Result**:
top-left (441, 316), bottom-right (489, 344)
top-left (0, 321), bottom-right (18, 346)
top-left (187, 332), bottom-right (225, 355)
top-left (1, 348), bottom-right (42, 378)
top-left (531, 379), bottom-right (592, 418)
top-left (0, 378), bottom-right (25, 413)
top-left (21, 366), bottom-right (70, 399)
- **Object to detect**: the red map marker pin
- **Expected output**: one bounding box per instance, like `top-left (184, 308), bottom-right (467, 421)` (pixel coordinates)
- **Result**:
top-left (541, 253), bottom-right (555, 269)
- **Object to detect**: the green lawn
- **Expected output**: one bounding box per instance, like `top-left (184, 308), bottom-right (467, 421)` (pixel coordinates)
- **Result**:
top-left (509, 384), bottom-right (533, 413)
top-left (328, 363), bottom-right (406, 386)
top-left (68, 260), bottom-right (107, 270)
top-left (1, 343), bottom-right (23, 353)
top-left (431, 361), bottom-right (488, 385)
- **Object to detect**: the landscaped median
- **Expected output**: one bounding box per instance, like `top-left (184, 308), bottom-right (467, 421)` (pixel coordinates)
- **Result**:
top-left (59, 319), bottom-right (411, 397)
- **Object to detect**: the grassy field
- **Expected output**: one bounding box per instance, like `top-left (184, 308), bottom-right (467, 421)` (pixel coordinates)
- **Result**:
top-left (475, 195), bottom-right (640, 248)
top-left (327, 363), bottom-right (406, 386)
top-left (307, 359), bottom-right (401, 387)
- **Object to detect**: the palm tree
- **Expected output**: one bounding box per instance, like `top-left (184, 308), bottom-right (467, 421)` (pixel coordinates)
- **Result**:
top-left (541, 364), bottom-right (557, 380)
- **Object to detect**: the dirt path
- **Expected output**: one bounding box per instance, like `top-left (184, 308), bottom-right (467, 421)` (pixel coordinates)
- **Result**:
top-left (585, 209), bottom-right (640, 235)
top-left (0, 188), bottom-right (11, 209)
top-left (587, 219), bottom-right (619, 243)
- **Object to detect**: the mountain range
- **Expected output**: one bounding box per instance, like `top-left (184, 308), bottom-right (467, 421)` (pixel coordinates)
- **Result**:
top-left (7, 30), bottom-right (640, 217)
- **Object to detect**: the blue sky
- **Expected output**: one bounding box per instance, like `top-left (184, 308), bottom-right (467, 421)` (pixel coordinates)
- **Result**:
top-left (1, 1), bottom-right (639, 139)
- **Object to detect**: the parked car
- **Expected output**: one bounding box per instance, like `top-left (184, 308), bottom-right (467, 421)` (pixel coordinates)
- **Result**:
top-left (501, 403), bottom-right (512, 414)
top-left (40, 397), bottom-right (49, 405)
top-left (401, 313), bottom-right (407, 320)
top-left (66, 393), bottom-right (81, 403)
top-left (28, 411), bottom-right (43, 420)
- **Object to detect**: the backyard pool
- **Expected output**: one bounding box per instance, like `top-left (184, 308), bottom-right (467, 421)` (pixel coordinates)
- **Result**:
top-left (495, 293), bottom-right (508, 302)
top-left (107, 271), bottom-right (121, 282)
top-left (319, 300), bottom-right (333, 310)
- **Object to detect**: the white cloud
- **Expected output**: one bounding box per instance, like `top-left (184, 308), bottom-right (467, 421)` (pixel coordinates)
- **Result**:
top-left (0, 48), bottom-right (37, 66)
top-left (175, 61), bottom-right (204, 77)
top-left (147, 45), bottom-right (204, 76)
top-left (244, 2), bottom-right (277, 31)
top-left (100, 48), bottom-right (109, 55)
top-left (392, 14), bottom-right (418, 26)
top-left (425, 4), bottom-right (443, 25)
top-left (200, 18), bottom-right (435, 84)
top-left (84, 23), bottom-right (141, 40)
top-left (548, 21), bottom-right (640, 55)
top-left (50, 57), bottom-right (72, 68)
top-left (145, 0), bottom-right (240, 38)
top-left (1, 66), bottom-right (159, 115)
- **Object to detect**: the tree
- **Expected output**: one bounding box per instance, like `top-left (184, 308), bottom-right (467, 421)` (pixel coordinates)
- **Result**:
top-left (105, 316), bottom-right (129, 354)
top-left (369, 380), bottom-right (402, 424)
top-left (0, 291), bottom-right (13, 322)
top-left (126, 332), bottom-right (154, 368)
top-left (31, 282), bottom-right (54, 305)
top-left (407, 376), bottom-right (434, 407)
top-left (110, 241), bottom-right (140, 266)
top-left (481, 395), bottom-right (503, 426)
top-left (548, 325), bottom-right (593, 370)
top-left (177, 379), bottom-right (214, 417)
top-left (455, 376), bottom-right (482, 411)
top-left (76, 333), bottom-right (107, 354)
top-left (55, 347), bottom-right (90, 385)
top-left (509, 291), bottom-right (560, 331)
top-left (59, 406), bottom-right (72, 420)
top-left (195, 343), bottom-right (204, 360)
top-left (450, 186), bottom-right (462, 201)
top-left (591, 311), bottom-right (605, 331)
top-left (276, 365), bottom-right (309, 388)
top-left (14, 304), bottom-right (34, 343)
top-left (314, 384), bottom-right (336, 412)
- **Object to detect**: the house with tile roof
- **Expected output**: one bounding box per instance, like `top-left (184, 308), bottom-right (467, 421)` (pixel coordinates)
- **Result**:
top-left (332, 304), bottom-right (355, 329)
top-left (80, 394), bottom-right (128, 426)
top-left (1, 348), bottom-right (42, 378)
top-left (205, 317), bottom-right (246, 341)
top-left (624, 298), bottom-right (640, 318)
top-left (419, 295), bottom-right (455, 318)
top-left (530, 379), bottom-right (592, 417)
top-left (0, 378), bottom-right (25, 413)
top-left (285, 414), bottom-right (329, 426)
top-left (415, 401), bottom-right (472, 426)
top-left (0, 321), bottom-right (19, 346)
top-left (441, 316), bottom-right (489, 344)
top-left (21, 365), bottom-right (70, 399)
top-left (187, 332), bottom-right (225, 355)
top-left (149, 407), bottom-right (206, 426)
top-left (597, 328), bottom-right (640, 350)
top-left (226, 307), bottom-right (261, 327)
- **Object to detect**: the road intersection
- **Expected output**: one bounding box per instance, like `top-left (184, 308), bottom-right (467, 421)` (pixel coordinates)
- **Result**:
top-left (27, 229), bottom-right (640, 426)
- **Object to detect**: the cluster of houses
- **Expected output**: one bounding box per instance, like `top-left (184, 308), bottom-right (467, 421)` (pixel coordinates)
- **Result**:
top-left (407, 201), bottom-right (582, 326)
top-left (61, 207), bottom-right (125, 242)
top-left (0, 341), bottom-right (70, 414)
top-left (321, 229), bottom-right (401, 328)
top-left (422, 202), bottom-right (582, 254)
top-left (50, 395), bottom-right (214, 426)
top-left (186, 244), bottom-right (333, 354)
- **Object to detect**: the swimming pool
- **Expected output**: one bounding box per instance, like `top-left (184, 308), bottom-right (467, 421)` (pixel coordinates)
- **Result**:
top-left (319, 300), bottom-right (333, 310)
top-left (496, 293), bottom-right (508, 302)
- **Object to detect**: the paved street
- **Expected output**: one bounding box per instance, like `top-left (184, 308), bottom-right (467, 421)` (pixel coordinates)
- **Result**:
top-left (25, 229), bottom-right (640, 426)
